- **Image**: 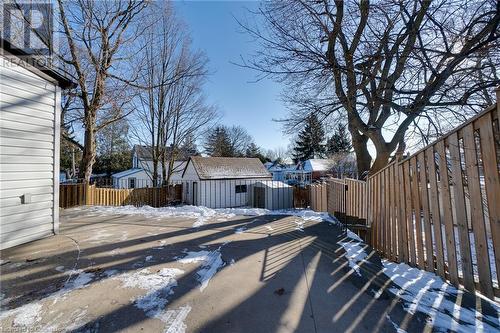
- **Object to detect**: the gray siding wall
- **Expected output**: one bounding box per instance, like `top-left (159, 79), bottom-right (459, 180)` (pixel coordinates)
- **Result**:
top-left (0, 54), bottom-right (59, 249)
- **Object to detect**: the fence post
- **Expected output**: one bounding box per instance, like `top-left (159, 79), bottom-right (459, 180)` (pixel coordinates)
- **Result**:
top-left (85, 183), bottom-right (91, 206)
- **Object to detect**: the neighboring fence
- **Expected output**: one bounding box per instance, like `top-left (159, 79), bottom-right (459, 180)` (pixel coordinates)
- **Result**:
top-left (59, 183), bottom-right (86, 208)
top-left (293, 186), bottom-right (310, 208)
top-left (60, 183), bottom-right (183, 208)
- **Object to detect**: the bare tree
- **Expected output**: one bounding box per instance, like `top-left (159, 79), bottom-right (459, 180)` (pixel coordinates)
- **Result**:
top-left (265, 147), bottom-right (292, 164)
top-left (56, 0), bottom-right (148, 181)
top-left (227, 125), bottom-right (254, 157)
top-left (240, 0), bottom-right (500, 177)
top-left (132, 3), bottom-right (217, 185)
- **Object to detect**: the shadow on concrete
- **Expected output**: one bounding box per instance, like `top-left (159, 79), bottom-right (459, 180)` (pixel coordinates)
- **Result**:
top-left (1, 210), bottom-right (498, 333)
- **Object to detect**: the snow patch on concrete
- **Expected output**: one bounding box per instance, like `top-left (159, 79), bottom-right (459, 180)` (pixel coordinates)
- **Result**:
top-left (116, 268), bottom-right (184, 291)
top-left (177, 247), bottom-right (225, 292)
top-left (338, 240), bottom-right (369, 276)
top-left (115, 268), bottom-right (189, 332)
top-left (386, 314), bottom-right (407, 333)
top-left (0, 303), bottom-right (43, 327)
top-left (87, 205), bottom-right (339, 228)
top-left (338, 231), bottom-right (500, 333)
top-left (235, 227), bottom-right (246, 234)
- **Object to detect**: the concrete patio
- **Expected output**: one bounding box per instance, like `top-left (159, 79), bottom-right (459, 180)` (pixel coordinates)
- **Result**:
top-left (0, 207), bottom-right (497, 332)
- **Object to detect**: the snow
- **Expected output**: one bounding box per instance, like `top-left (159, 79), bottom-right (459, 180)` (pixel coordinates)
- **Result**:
top-left (235, 227), bottom-right (246, 234)
top-left (62, 270), bottom-right (94, 292)
top-left (115, 268), bottom-right (190, 332)
top-left (177, 246), bottom-right (226, 292)
top-left (0, 269), bottom-right (95, 328)
top-left (1, 303), bottom-right (43, 327)
top-left (87, 205), bottom-right (339, 228)
top-left (338, 239), bottom-right (369, 276)
top-left (338, 231), bottom-right (500, 333)
top-left (386, 314), bottom-right (407, 333)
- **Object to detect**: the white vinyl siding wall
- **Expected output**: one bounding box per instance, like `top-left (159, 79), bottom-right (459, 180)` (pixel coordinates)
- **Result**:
top-left (0, 54), bottom-right (60, 249)
top-left (197, 179), bottom-right (267, 209)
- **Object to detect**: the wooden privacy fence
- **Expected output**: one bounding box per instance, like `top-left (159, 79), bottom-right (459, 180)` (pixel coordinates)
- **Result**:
top-left (59, 183), bottom-right (86, 208)
top-left (293, 186), bottom-right (310, 208)
top-left (313, 99), bottom-right (499, 299)
top-left (369, 102), bottom-right (500, 298)
top-left (310, 182), bottom-right (327, 212)
top-left (345, 178), bottom-right (368, 221)
top-left (60, 184), bottom-right (183, 208)
top-left (320, 178), bottom-right (367, 222)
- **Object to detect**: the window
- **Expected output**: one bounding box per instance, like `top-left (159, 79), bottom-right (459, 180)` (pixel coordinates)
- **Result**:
top-left (129, 177), bottom-right (136, 189)
top-left (235, 184), bottom-right (247, 193)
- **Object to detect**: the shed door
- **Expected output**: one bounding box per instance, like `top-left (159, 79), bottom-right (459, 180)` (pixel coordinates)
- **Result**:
top-left (192, 182), bottom-right (198, 205)
top-left (254, 187), bottom-right (265, 208)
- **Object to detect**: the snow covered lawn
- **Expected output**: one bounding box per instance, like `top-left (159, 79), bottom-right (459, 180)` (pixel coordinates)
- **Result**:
top-left (80, 204), bottom-right (337, 228)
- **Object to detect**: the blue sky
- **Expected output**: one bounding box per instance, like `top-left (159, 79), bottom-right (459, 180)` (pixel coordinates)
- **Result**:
top-left (174, 1), bottom-right (290, 151)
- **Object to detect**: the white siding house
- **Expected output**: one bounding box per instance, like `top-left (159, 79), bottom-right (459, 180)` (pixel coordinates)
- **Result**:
top-left (0, 42), bottom-right (73, 249)
top-left (112, 145), bottom-right (187, 188)
top-left (112, 160), bottom-right (186, 189)
top-left (181, 157), bottom-right (272, 208)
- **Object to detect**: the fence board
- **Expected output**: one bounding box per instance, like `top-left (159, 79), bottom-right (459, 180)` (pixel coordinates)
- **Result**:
top-left (476, 113), bottom-right (500, 288)
top-left (417, 151), bottom-right (434, 273)
top-left (437, 140), bottom-right (459, 285)
top-left (462, 124), bottom-right (494, 298)
top-left (410, 157), bottom-right (425, 269)
top-left (403, 161), bottom-right (416, 265)
top-left (389, 164), bottom-right (398, 261)
top-left (448, 132), bottom-right (475, 290)
top-left (426, 146), bottom-right (446, 277)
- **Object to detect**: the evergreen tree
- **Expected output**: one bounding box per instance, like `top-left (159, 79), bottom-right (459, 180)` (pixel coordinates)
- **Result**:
top-left (204, 126), bottom-right (233, 156)
top-left (180, 133), bottom-right (198, 156)
top-left (326, 124), bottom-right (352, 156)
top-left (94, 120), bottom-right (131, 175)
top-left (293, 114), bottom-right (326, 161)
top-left (245, 142), bottom-right (260, 157)
top-left (245, 142), bottom-right (268, 163)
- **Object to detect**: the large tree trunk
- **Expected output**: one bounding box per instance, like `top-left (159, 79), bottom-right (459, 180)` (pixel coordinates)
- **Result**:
top-left (80, 126), bottom-right (96, 183)
top-left (369, 148), bottom-right (391, 175)
top-left (161, 152), bottom-right (167, 186)
top-left (152, 159), bottom-right (159, 187)
top-left (350, 128), bottom-right (371, 180)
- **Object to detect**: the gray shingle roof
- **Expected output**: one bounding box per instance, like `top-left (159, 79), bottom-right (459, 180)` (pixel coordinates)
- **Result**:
top-left (189, 157), bottom-right (272, 180)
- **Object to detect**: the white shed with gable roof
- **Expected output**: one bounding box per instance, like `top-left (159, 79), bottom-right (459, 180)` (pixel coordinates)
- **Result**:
top-left (181, 156), bottom-right (272, 208)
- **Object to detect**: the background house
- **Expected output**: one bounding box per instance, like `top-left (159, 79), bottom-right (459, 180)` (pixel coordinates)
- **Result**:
top-left (181, 156), bottom-right (272, 208)
top-left (265, 160), bottom-right (297, 182)
top-left (112, 145), bottom-right (188, 188)
top-left (0, 40), bottom-right (73, 249)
